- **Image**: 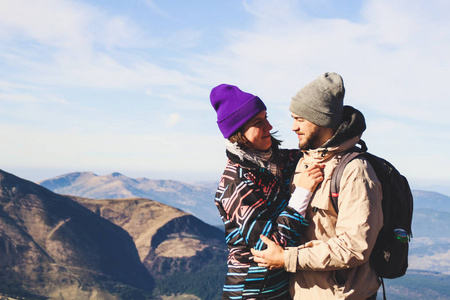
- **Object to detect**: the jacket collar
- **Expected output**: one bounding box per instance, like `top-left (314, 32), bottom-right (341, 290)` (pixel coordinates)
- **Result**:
top-left (302, 135), bottom-right (361, 161)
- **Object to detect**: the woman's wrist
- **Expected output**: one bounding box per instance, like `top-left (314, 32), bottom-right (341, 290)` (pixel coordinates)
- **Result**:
top-left (288, 187), bottom-right (312, 217)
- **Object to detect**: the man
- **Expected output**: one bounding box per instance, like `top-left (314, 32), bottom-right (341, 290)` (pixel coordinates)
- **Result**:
top-left (251, 72), bottom-right (383, 299)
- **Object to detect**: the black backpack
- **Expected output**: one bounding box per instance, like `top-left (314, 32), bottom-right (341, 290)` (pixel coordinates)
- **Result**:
top-left (330, 140), bottom-right (413, 298)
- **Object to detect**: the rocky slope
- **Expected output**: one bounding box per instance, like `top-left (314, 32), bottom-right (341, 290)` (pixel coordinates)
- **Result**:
top-left (70, 196), bottom-right (227, 299)
top-left (0, 169), bottom-right (154, 299)
top-left (1, 169), bottom-right (228, 299)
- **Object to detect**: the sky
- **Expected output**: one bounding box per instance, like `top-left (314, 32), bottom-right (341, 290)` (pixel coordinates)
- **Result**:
top-left (0, 0), bottom-right (449, 194)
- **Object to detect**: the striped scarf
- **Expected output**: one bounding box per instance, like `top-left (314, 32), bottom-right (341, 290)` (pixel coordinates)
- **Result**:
top-left (225, 140), bottom-right (281, 177)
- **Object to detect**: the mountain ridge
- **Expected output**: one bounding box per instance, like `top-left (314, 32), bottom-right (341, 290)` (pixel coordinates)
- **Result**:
top-left (68, 196), bottom-right (227, 299)
top-left (1, 169), bottom-right (449, 299)
top-left (38, 171), bottom-right (450, 276)
top-left (1, 169), bottom-right (227, 299)
top-left (39, 171), bottom-right (221, 225)
top-left (0, 169), bottom-right (154, 299)
top-left (39, 171), bottom-right (450, 226)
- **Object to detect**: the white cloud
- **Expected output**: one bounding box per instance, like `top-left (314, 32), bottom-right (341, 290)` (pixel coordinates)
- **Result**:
top-left (0, 0), bottom-right (92, 48)
top-left (0, 0), bottom-right (449, 184)
top-left (167, 113), bottom-right (181, 127)
top-left (186, 0), bottom-right (450, 183)
top-left (191, 0), bottom-right (450, 127)
top-left (0, 92), bottom-right (69, 105)
top-left (0, 0), bottom-right (190, 91)
top-left (143, 0), bottom-right (174, 20)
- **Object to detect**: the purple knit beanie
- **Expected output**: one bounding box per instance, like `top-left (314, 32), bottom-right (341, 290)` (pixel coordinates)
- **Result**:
top-left (210, 84), bottom-right (267, 139)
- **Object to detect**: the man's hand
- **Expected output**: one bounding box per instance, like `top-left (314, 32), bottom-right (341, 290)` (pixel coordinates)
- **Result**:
top-left (251, 235), bottom-right (285, 270)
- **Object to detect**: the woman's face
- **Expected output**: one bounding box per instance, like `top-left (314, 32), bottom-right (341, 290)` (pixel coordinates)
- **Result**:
top-left (242, 110), bottom-right (273, 151)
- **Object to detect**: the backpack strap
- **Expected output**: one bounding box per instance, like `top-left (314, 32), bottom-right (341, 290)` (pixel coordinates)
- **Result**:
top-left (381, 277), bottom-right (387, 300)
top-left (330, 140), bottom-right (368, 214)
top-left (330, 140), bottom-right (391, 300)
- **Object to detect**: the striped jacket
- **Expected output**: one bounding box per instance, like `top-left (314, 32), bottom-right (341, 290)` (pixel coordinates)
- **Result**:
top-left (215, 147), bottom-right (308, 299)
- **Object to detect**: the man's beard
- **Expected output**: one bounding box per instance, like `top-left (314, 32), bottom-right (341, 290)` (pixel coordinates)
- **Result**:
top-left (297, 127), bottom-right (321, 150)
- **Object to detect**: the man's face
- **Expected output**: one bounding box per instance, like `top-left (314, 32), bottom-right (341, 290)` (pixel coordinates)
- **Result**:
top-left (291, 113), bottom-right (322, 150)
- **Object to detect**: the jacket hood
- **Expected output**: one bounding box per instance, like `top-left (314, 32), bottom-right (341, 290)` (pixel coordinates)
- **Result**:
top-left (321, 105), bottom-right (366, 148)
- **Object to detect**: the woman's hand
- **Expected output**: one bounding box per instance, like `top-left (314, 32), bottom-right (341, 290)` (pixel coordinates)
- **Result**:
top-left (295, 164), bottom-right (324, 192)
top-left (251, 235), bottom-right (285, 270)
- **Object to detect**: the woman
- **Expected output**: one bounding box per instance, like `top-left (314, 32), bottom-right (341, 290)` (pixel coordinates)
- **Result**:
top-left (210, 84), bottom-right (323, 299)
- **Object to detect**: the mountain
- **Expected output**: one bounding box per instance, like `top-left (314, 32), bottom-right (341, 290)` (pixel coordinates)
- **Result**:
top-left (412, 190), bottom-right (450, 212)
top-left (69, 196), bottom-right (227, 299)
top-left (39, 172), bottom-right (450, 228)
top-left (380, 270), bottom-right (450, 299)
top-left (1, 169), bottom-right (228, 299)
top-left (0, 169), bottom-right (154, 299)
top-left (39, 172), bottom-right (221, 226)
top-left (35, 171), bottom-right (450, 297)
top-left (408, 190), bottom-right (450, 275)
top-left (409, 208), bottom-right (450, 275)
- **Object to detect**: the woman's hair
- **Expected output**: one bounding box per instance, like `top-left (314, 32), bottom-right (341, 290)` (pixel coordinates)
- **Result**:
top-left (228, 130), bottom-right (282, 150)
top-left (228, 131), bottom-right (253, 150)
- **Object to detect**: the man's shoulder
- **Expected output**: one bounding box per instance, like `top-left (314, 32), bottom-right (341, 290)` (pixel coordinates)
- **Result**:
top-left (340, 154), bottom-right (380, 184)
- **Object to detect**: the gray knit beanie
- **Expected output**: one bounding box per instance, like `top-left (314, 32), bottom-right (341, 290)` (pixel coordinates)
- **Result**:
top-left (289, 72), bottom-right (345, 129)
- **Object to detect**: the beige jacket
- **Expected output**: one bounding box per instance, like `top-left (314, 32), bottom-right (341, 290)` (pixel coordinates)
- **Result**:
top-left (286, 136), bottom-right (383, 299)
